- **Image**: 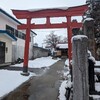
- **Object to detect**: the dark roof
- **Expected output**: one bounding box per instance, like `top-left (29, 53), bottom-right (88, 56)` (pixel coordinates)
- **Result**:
top-left (31, 30), bottom-right (37, 35)
top-left (0, 30), bottom-right (17, 41)
top-left (33, 46), bottom-right (50, 52)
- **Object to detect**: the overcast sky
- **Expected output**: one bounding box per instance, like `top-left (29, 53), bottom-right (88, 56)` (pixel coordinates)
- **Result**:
top-left (0, 0), bottom-right (86, 47)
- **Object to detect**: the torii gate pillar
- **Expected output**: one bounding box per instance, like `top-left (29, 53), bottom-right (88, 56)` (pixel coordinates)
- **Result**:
top-left (67, 16), bottom-right (72, 65)
top-left (21, 18), bottom-right (31, 76)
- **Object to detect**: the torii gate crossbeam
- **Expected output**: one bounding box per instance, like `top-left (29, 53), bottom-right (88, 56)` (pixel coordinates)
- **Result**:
top-left (12, 5), bottom-right (88, 75)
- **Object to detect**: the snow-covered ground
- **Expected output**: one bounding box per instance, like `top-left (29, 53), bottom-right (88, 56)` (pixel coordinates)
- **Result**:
top-left (0, 56), bottom-right (60, 99)
top-left (12, 56), bottom-right (60, 68)
top-left (0, 70), bottom-right (35, 99)
top-left (0, 57), bottom-right (100, 100)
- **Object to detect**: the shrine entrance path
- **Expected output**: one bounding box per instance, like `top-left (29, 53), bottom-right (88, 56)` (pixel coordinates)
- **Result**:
top-left (2, 58), bottom-right (65, 100)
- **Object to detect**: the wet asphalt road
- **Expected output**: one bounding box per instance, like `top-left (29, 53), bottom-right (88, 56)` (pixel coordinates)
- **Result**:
top-left (2, 59), bottom-right (65, 100)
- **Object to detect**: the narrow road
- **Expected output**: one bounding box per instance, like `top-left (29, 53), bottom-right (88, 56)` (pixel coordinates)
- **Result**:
top-left (2, 59), bottom-right (65, 100)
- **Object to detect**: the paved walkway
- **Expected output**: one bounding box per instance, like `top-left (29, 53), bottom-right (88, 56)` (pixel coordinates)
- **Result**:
top-left (2, 59), bottom-right (65, 100)
top-left (1, 66), bottom-right (45, 75)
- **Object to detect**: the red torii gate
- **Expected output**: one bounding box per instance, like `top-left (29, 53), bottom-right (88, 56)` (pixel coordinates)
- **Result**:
top-left (12, 5), bottom-right (88, 75)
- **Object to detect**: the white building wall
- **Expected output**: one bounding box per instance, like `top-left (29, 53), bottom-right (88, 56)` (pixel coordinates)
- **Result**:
top-left (0, 12), bottom-right (34, 63)
top-left (12, 38), bottom-right (33, 62)
top-left (0, 13), bottom-right (25, 34)
top-left (29, 43), bottom-right (33, 59)
top-left (0, 35), bottom-right (12, 62)
top-left (0, 13), bottom-right (18, 29)
top-left (12, 38), bottom-right (25, 61)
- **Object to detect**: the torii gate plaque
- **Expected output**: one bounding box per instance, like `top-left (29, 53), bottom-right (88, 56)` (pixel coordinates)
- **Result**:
top-left (12, 5), bottom-right (88, 75)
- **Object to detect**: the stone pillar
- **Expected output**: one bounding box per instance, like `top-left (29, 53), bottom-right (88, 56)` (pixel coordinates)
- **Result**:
top-left (72, 35), bottom-right (89, 100)
top-left (83, 18), bottom-right (95, 57)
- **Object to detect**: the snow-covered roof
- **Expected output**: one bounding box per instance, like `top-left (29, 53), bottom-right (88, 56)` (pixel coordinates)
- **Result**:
top-left (28, 4), bottom-right (87, 12)
top-left (56, 44), bottom-right (68, 49)
top-left (0, 8), bottom-right (37, 35)
top-left (0, 8), bottom-right (21, 24)
top-left (28, 6), bottom-right (68, 12)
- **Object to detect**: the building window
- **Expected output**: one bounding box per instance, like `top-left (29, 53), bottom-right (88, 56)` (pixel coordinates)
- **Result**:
top-left (6, 25), bottom-right (28, 40)
top-left (22, 33), bottom-right (26, 40)
top-left (6, 25), bottom-right (14, 35)
top-left (15, 29), bottom-right (18, 37)
top-left (18, 31), bottom-right (22, 38)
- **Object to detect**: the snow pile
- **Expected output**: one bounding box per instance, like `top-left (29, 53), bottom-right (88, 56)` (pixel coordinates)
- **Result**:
top-left (88, 57), bottom-right (96, 64)
top-left (95, 68), bottom-right (100, 73)
top-left (65, 59), bottom-right (69, 67)
top-left (95, 61), bottom-right (100, 66)
top-left (12, 56), bottom-right (60, 68)
top-left (0, 70), bottom-right (35, 98)
top-left (95, 83), bottom-right (100, 92)
top-left (71, 35), bottom-right (88, 43)
top-left (58, 63), bottom-right (72, 100)
top-left (64, 59), bottom-right (73, 67)
top-left (63, 71), bottom-right (70, 80)
top-left (58, 76), bottom-right (72, 100)
top-left (88, 50), bottom-right (92, 56)
top-left (90, 95), bottom-right (100, 100)
top-left (88, 50), bottom-right (96, 64)
top-left (63, 66), bottom-right (70, 80)
top-left (56, 44), bottom-right (68, 49)
top-left (83, 17), bottom-right (94, 22)
top-left (58, 80), bottom-right (68, 100)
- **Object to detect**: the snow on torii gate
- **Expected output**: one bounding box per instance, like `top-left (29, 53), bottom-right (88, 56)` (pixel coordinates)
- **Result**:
top-left (12, 5), bottom-right (88, 75)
